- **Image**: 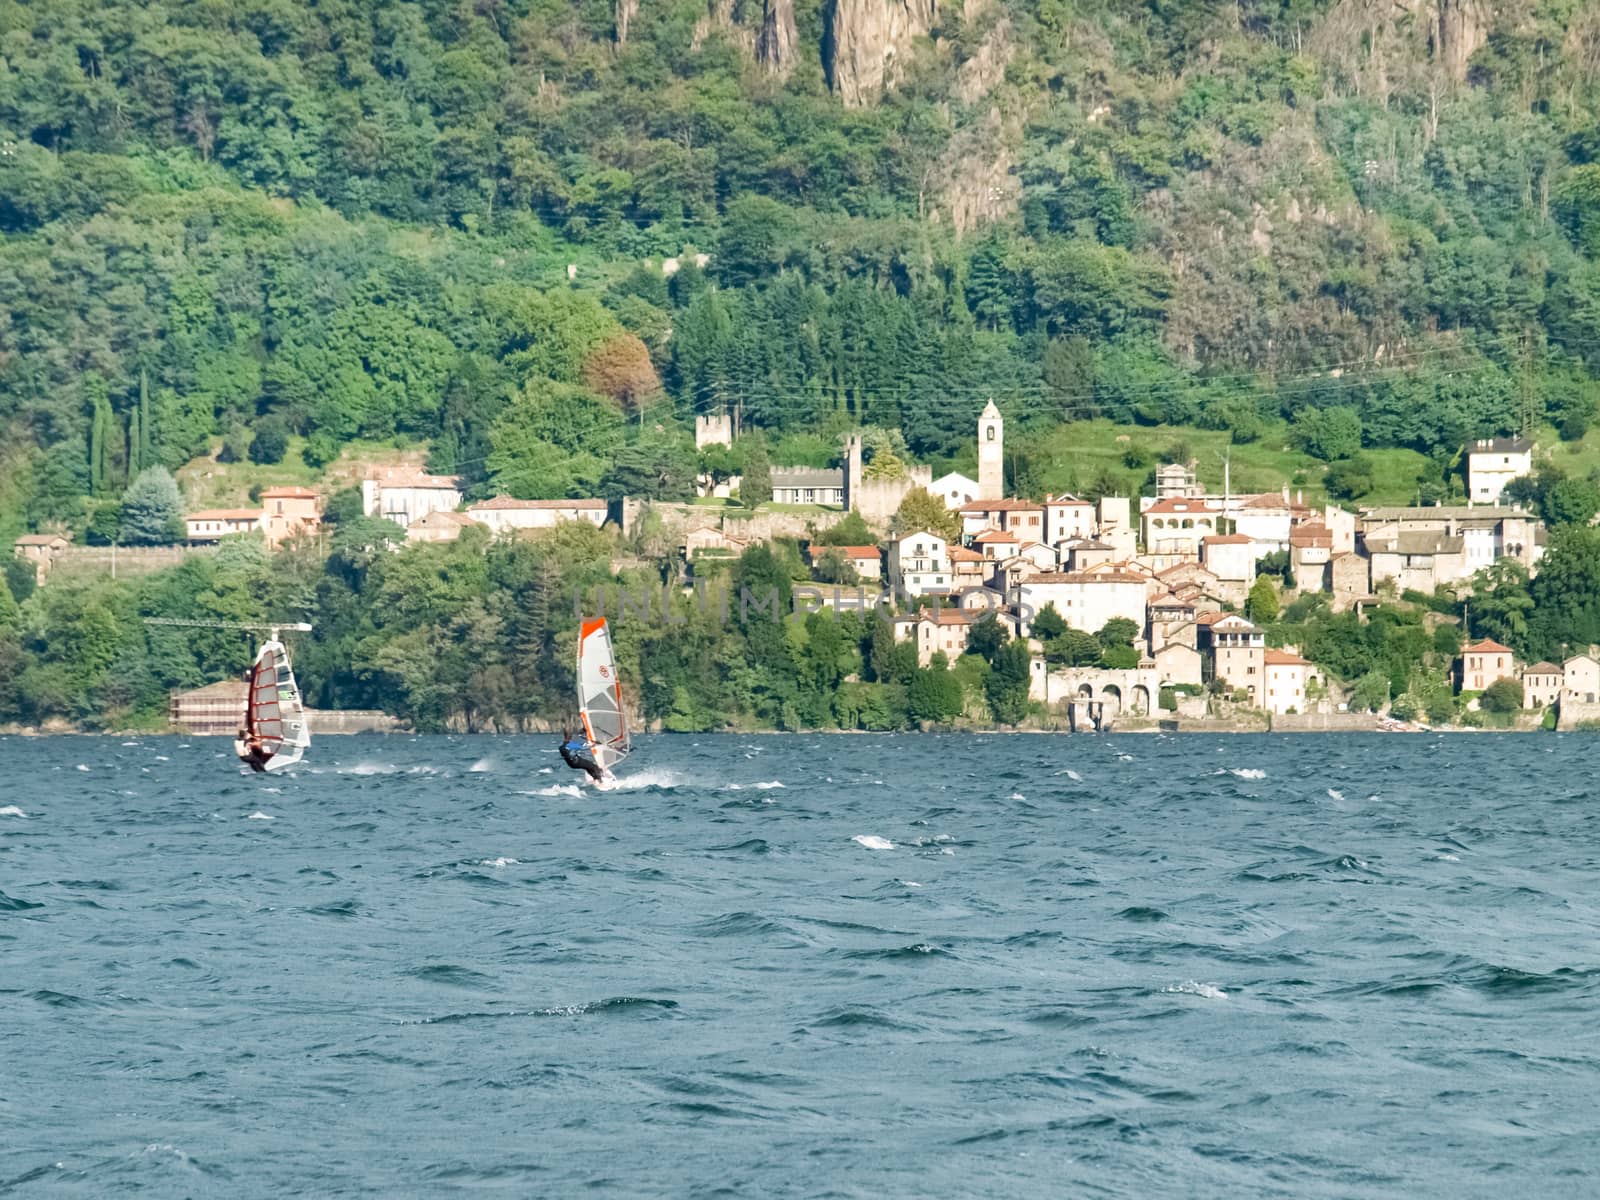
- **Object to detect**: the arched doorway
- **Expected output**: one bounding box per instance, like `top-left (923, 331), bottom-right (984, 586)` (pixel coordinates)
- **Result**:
top-left (1131, 684), bottom-right (1151, 715)
top-left (1102, 685), bottom-right (1123, 716)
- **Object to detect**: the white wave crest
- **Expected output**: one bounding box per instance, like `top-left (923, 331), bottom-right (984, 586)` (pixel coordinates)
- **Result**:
top-left (852, 835), bottom-right (894, 850)
top-left (523, 784), bottom-right (586, 798)
top-left (1165, 980), bottom-right (1227, 1000)
top-left (481, 857), bottom-right (520, 867)
top-left (605, 768), bottom-right (684, 791)
top-left (339, 763), bottom-right (397, 776)
top-left (1054, 769), bottom-right (1083, 781)
top-left (0, 805), bottom-right (25, 817)
top-left (469, 759), bottom-right (493, 773)
top-left (76, 764), bottom-right (90, 772)
top-left (247, 811), bottom-right (275, 821)
top-left (896, 879), bottom-right (922, 887)
top-left (1223, 768), bottom-right (1266, 780)
top-left (1327, 788), bottom-right (1345, 801)
top-left (726, 780), bottom-right (785, 791)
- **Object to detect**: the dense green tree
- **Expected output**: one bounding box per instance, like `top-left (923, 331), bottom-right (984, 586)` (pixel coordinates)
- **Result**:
top-left (740, 436), bottom-right (773, 508)
top-left (119, 468), bottom-right (184, 546)
top-left (907, 651), bottom-right (965, 725)
top-left (249, 417), bottom-right (290, 466)
top-left (1479, 677), bottom-right (1524, 713)
top-left (1247, 576), bottom-right (1280, 623)
top-left (985, 639), bottom-right (1033, 726)
top-left (892, 487), bottom-right (961, 541)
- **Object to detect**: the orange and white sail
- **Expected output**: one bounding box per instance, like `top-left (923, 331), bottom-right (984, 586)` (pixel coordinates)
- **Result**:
top-left (576, 617), bottom-right (630, 774)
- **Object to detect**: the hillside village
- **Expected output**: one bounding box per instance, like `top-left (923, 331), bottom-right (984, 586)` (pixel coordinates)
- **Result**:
top-left (13, 406), bottom-right (1590, 731)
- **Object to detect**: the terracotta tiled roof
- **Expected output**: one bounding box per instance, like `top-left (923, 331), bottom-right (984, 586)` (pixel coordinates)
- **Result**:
top-left (972, 528), bottom-right (1020, 543)
top-left (946, 545), bottom-right (985, 562)
top-left (1263, 648), bottom-right (1310, 666)
top-left (808, 544), bottom-right (881, 560)
top-left (1202, 534), bottom-right (1252, 545)
top-left (188, 509), bottom-right (261, 521)
top-left (1289, 522), bottom-right (1332, 547)
top-left (14, 534), bottom-right (67, 545)
top-left (1524, 662), bottom-right (1561, 675)
top-left (1464, 639), bottom-right (1514, 655)
top-left (260, 486), bottom-right (319, 499)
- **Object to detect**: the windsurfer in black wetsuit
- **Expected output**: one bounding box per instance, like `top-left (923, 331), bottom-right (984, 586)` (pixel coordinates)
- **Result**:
top-left (558, 725), bottom-right (605, 783)
top-left (237, 727), bottom-right (272, 773)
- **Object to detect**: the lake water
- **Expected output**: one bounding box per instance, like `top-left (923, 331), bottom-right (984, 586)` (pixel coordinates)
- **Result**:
top-left (3, 733), bottom-right (1599, 1197)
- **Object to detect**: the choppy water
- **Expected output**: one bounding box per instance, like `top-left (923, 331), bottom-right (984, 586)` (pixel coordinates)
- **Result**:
top-left (4, 733), bottom-right (1600, 1197)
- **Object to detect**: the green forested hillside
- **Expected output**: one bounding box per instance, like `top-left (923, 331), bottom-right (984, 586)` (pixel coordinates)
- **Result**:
top-left (7, 0), bottom-right (1600, 536)
top-left (10, 0), bottom-right (1600, 731)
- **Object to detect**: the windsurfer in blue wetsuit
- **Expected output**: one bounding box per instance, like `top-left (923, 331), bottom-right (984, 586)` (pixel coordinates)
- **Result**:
top-left (559, 725), bottom-right (605, 783)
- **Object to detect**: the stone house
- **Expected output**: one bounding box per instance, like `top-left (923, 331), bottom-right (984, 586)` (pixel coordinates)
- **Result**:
top-left (1141, 497), bottom-right (1221, 566)
top-left (893, 607), bottom-right (1018, 667)
top-left (1015, 570), bottom-right (1147, 637)
top-left (465, 496), bottom-right (608, 533)
top-left (1466, 437), bottom-right (1534, 505)
top-left (13, 533), bottom-right (69, 583)
top-left (1563, 654), bottom-right (1600, 705)
top-left (405, 511), bottom-right (483, 544)
top-left (1457, 639), bottom-right (1517, 694)
top-left (1522, 662), bottom-right (1563, 709)
top-left (1043, 493), bottom-right (1098, 545)
top-left (186, 509), bottom-right (263, 541)
top-left (362, 468), bottom-right (463, 528)
top-left (771, 466), bottom-right (844, 507)
top-left (1207, 614), bottom-right (1265, 703)
top-left (260, 487), bottom-right (321, 548)
top-left (1262, 647), bottom-right (1316, 715)
top-left (1289, 522), bottom-right (1333, 591)
top-left (888, 531), bottom-right (950, 597)
top-left (958, 498), bottom-right (1046, 541)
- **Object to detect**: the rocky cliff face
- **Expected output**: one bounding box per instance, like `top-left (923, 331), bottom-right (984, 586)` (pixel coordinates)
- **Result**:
top-left (1432, 0), bottom-right (1491, 81)
top-left (614, 0), bottom-right (638, 46)
top-left (758, 0), bottom-right (799, 78)
top-left (825, 0), bottom-right (937, 108)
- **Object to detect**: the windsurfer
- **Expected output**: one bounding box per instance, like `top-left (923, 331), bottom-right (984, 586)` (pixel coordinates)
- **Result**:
top-left (558, 725), bottom-right (606, 784)
top-left (236, 728), bottom-right (272, 773)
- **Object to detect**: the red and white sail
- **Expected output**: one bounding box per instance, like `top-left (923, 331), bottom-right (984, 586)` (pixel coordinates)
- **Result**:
top-left (239, 638), bottom-right (310, 771)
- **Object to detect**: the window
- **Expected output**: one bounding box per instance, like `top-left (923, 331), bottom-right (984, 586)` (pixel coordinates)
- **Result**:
top-left (986, 426), bottom-right (995, 442)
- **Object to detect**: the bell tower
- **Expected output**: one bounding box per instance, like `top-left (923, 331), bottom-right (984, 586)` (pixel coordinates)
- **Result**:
top-left (978, 399), bottom-right (1003, 500)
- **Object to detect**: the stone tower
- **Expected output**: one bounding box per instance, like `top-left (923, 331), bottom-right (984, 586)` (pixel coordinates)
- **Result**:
top-left (978, 399), bottom-right (1003, 500)
top-left (844, 432), bottom-right (864, 512)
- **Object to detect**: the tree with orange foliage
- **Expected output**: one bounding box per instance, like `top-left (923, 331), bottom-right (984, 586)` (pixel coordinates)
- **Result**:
top-left (581, 334), bottom-right (662, 414)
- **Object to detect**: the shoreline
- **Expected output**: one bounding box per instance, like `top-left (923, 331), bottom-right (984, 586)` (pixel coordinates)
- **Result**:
top-left (0, 724), bottom-right (1560, 738)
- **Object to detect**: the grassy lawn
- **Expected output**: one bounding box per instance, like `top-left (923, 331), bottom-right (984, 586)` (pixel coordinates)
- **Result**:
top-left (177, 437), bottom-right (429, 509)
top-left (1000, 419), bottom-right (1434, 509)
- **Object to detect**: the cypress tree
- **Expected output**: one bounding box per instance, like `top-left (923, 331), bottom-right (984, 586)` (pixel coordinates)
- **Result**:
top-left (127, 406), bottom-right (142, 476)
top-left (137, 368), bottom-right (152, 471)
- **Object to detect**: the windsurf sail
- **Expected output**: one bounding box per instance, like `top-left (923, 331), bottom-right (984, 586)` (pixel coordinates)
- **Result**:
top-left (239, 638), bottom-right (310, 772)
top-left (577, 617), bottom-right (630, 774)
